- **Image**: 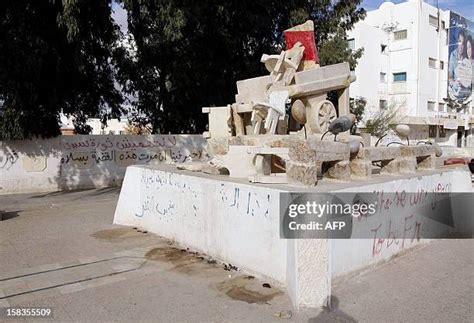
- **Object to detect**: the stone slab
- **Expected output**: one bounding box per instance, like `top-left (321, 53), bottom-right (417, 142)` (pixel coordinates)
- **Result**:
top-left (355, 146), bottom-right (400, 161)
top-left (293, 62), bottom-right (350, 85)
top-left (400, 145), bottom-right (435, 157)
top-left (235, 75), bottom-right (271, 104)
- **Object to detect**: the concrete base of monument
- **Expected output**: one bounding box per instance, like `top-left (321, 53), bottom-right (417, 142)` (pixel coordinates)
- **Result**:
top-left (113, 164), bottom-right (472, 309)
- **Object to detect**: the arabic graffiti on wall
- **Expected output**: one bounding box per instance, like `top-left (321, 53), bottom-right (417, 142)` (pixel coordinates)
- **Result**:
top-left (1, 135), bottom-right (208, 191)
top-left (62, 135), bottom-right (178, 151)
top-left (59, 135), bottom-right (209, 170)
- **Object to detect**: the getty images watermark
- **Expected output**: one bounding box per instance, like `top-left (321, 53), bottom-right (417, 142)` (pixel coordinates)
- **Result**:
top-left (279, 192), bottom-right (473, 239)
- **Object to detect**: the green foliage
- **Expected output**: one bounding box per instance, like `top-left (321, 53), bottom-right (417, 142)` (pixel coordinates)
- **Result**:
top-left (0, 0), bottom-right (123, 140)
top-left (117, 0), bottom-right (366, 134)
top-left (365, 104), bottom-right (400, 138)
top-left (72, 112), bottom-right (93, 135)
top-left (319, 28), bottom-right (363, 70)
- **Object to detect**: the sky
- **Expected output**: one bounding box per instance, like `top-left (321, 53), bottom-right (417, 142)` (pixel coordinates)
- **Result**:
top-left (363, 0), bottom-right (473, 20)
top-left (111, 2), bottom-right (128, 33)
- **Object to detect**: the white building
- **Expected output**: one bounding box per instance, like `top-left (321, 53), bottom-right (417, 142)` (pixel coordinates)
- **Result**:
top-left (60, 115), bottom-right (129, 135)
top-left (348, 0), bottom-right (473, 147)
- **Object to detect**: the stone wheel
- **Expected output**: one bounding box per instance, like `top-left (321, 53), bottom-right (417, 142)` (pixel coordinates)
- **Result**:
top-left (314, 100), bottom-right (337, 133)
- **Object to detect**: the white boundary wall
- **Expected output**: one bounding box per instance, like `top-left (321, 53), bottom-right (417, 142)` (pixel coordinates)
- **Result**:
top-left (113, 164), bottom-right (472, 309)
top-left (0, 135), bottom-right (207, 194)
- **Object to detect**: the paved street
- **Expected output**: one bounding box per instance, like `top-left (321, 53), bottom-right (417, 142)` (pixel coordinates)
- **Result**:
top-left (0, 189), bottom-right (472, 322)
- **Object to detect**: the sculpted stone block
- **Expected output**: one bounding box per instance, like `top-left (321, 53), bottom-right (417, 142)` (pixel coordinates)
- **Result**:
top-left (350, 147), bottom-right (401, 178)
top-left (400, 145), bottom-right (435, 157)
top-left (228, 135), bottom-right (292, 148)
top-left (417, 155), bottom-right (436, 170)
top-left (293, 62), bottom-right (350, 86)
top-left (322, 160), bottom-right (350, 181)
top-left (311, 141), bottom-right (350, 162)
top-left (206, 137), bottom-right (229, 156)
top-left (286, 161), bottom-right (318, 187)
top-left (380, 159), bottom-right (400, 175)
top-left (202, 106), bottom-right (232, 137)
top-left (398, 146), bottom-right (436, 172)
top-left (398, 157), bottom-right (417, 173)
top-left (288, 139), bottom-right (317, 164)
top-left (235, 75), bottom-right (271, 104)
top-left (350, 159), bottom-right (372, 178)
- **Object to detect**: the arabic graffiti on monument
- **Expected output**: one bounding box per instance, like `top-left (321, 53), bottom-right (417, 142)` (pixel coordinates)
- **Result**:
top-left (135, 170), bottom-right (272, 221)
top-left (135, 170), bottom-right (202, 221)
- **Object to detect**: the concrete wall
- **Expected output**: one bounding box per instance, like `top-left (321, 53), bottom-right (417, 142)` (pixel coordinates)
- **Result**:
top-left (114, 165), bottom-right (331, 308)
top-left (113, 164), bottom-right (472, 309)
top-left (331, 168), bottom-right (472, 277)
top-left (114, 165), bottom-right (288, 282)
top-left (0, 135), bottom-right (207, 194)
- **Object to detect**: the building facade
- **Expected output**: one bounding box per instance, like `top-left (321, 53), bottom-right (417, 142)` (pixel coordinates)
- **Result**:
top-left (348, 0), bottom-right (473, 147)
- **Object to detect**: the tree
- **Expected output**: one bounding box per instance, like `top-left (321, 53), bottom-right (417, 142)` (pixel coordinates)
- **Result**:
top-left (319, 27), bottom-right (363, 70)
top-left (349, 96), bottom-right (367, 134)
top-left (365, 104), bottom-right (400, 139)
top-left (117, 0), bottom-right (366, 134)
top-left (0, 0), bottom-right (123, 140)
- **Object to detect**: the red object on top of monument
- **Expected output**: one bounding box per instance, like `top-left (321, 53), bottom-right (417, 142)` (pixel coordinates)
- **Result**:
top-left (284, 30), bottom-right (319, 64)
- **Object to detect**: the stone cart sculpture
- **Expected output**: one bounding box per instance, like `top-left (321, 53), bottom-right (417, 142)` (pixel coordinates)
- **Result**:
top-left (202, 20), bottom-right (354, 139)
top-left (189, 21), bottom-right (439, 186)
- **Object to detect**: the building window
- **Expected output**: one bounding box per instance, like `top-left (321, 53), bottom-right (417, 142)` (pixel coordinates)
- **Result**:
top-left (347, 38), bottom-right (355, 50)
top-left (439, 126), bottom-right (446, 138)
top-left (394, 29), bottom-right (407, 41)
top-left (379, 100), bottom-right (388, 110)
top-left (428, 57), bottom-right (437, 68)
top-left (380, 72), bottom-right (387, 82)
top-left (429, 125), bottom-right (437, 138)
top-left (429, 15), bottom-right (439, 27)
top-left (441, 20), bottom-right (446, 29)
top-left (438, 103), bottom-right (446, 112)
top-left (427, 101), bottom-right (435, 111)
top-left (393, 72), bottom-right (407, 82)
top-left (381, 44), bottom-right (387, 53)
top-left (440, 61), bottom-right (444, 70)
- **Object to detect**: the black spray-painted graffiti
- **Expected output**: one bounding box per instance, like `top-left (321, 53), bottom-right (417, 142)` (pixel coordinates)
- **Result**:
top-left (0, 150), bottom-right (19, 169)
top-left (134, 170), bottom-right (272, 222)
top-left (60, 149), bottom-right (209, 166)
top-left (62, 136), bottom-right (178, 151)
top-left (135, 170), bottom-right (202, 221)
top-left (218, 184), bottom-right (271, 217)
